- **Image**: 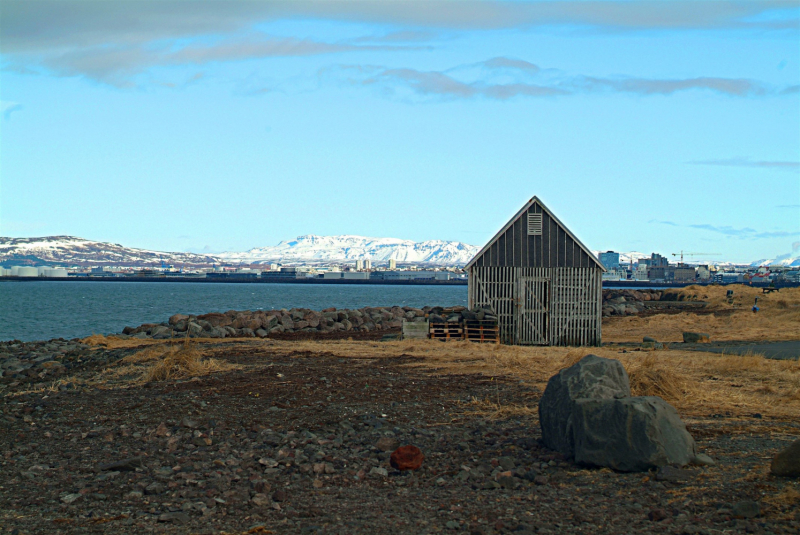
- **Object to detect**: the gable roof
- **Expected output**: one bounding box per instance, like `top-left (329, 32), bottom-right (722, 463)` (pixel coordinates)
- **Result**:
top-left (464, 196), bottom-right (605, 271)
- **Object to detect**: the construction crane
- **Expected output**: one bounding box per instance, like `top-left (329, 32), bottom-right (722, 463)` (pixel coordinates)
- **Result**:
top-left (671, 251), bottom-right (721, 263)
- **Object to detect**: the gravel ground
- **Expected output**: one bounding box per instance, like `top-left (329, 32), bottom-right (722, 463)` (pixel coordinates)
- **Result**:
top-left (1, 339), bottom-right (799, 535)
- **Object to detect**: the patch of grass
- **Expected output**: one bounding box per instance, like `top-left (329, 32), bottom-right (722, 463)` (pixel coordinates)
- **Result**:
top-left (625, 354), bottom-right (691, 404)
top-left (89, 340), bottom-right (240, 386)
top-left (143, 340), bottom-right (231, 382)
top-left (463, 396), bottom-right (538, 420)
top-left (603, 284), bottom-right (800, 343)
top-left (249, 338), bottom-right (800, 420)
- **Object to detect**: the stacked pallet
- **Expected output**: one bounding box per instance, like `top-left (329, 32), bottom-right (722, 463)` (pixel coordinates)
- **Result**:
top-left (429, 322), bottom-right (463, 341)
top-left (463, 320), bottom-right (500, 344)
top-left (427, 306), bottom-right (499, 344)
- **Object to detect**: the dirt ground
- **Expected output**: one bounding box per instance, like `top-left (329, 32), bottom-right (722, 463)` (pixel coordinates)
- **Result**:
top-left (2, 329), bottom-right (799, 535)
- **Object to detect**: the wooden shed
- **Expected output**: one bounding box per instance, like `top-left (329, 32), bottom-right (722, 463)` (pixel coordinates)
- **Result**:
top-left (465, 196), bottom-right (605, 346)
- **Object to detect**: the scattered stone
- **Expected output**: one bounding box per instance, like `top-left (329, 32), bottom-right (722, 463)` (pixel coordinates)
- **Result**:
top-left (648, 508), bottom-right (669, 521)
top-left (656, 466), bottom-right (695, 483)
top-left (731, 500), bottom-right (760, 519)
top-left (770, 439), bottom-right (800, 477)
top-left (97, 457), bottom-right (143, 472)
top-left (60, 493), bottom-right (81, 504)
top-left (251, 493), bottom-right (271, 506)
top-left (158, 512), bottom-right (190, 524)
top-left (180, 417), bottom-right (201, 429)
top-left (144, 482), bottom-right (164, 495)
top-left (683, 332), bottom-right (711, 343)
top-left (691, 453), bottom-right (716, 467)
top-left (375, 436), bottom-right (400, 452)
top-left (390, 445), bottom-right (424, 471)
top-left (370, 467), bottom-right (388, 477)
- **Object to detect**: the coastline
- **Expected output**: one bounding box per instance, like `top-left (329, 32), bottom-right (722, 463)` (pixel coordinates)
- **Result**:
top-left (2, 276), bottom-right (798, 289)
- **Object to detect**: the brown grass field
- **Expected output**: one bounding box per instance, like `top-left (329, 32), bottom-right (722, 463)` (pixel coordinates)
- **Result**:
top-left (80, 284), bottom-right (800, 422)
top-left (604, 284), bottom-right (800, 342)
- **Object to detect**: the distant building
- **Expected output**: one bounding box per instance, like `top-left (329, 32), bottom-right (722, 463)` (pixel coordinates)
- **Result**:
top-left (388, 259), bottom-right (396, 270)
top-left (713, 272), bottom-right (744, 284)
top-left (783, 270), bottom-right (800, 282)
top-left (598, 251), bottom-right (620, 270)
top-left (634, 264), bottom-right (649, 281)
top-left (364, 259), bottom-right (371, 271)
top-left (648, 266), bottom-right (667, 281)
top-left (673, 265), bottom-right (696, 282)
top-left (649, 253), bottom-right (669, 268)
top-left (602, 268), bottom-right (627, 281)
top-left (355, 259), bottom-right (364, 271)
top-left (262, 267), bottom-right (305, 279)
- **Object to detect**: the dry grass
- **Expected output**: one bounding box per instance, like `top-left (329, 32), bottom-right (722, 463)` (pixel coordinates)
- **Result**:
top-left (625, 354), bottom-right (692, 404)
top-left (82, 334), bottom-right (165, 350)
top-left (90, 340), bottom-right (240, 386)
top-left (143, 341), bottom-right (232, 382)
top-left (244, 338), bottom-right (800, 420)
top-left (603, 284), bottom-right (800, 343)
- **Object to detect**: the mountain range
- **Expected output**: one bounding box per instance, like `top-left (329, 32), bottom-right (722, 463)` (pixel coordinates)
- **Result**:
top-left (1, 235), bottom-right (796, 268)
top-left (216, 235), bottom-right (479, 265)
top-left (0, 235), bottom-right (479, 267)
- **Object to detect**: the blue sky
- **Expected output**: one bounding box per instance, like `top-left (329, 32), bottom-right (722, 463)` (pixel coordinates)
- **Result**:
top-left (1, 1), bottom-right (798, 263)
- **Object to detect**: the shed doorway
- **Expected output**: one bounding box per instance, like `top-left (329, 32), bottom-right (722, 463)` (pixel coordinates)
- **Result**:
top-left (516, 276), bottom-right (549, 345)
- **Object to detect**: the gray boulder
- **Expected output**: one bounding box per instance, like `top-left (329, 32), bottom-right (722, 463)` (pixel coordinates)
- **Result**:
top-left (770, 439), bottom-right (800, 477)
top-left (186, 322), bottom-right (203, 337)
top-left (683, 332), bottom-right (710, 343)
top-left (572, 396), bottom-right (697, 472)
top-left (539, 355), bottom-right (631, 456)
top-left (169, 314), bottom-right (189, 325)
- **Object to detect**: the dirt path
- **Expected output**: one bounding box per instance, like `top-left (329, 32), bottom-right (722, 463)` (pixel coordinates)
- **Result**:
top-left (681, 341), bottom-right (800, 361)
top-left (2, 342), bottom-right (799, 534)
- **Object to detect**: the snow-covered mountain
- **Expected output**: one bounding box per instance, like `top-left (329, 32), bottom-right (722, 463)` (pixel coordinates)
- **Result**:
top-left (217, 235), bottom-right (479, 266)
top-left (750, 253), bottom-right (800, 267)
top-left (0, 236), bottom-right (218, 267)
top-left (0, 235), bottom-right (479, 267)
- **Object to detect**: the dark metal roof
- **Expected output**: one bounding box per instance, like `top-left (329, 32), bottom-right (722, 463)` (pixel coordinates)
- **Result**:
top-left (465, 196), bottom-right (605, 271)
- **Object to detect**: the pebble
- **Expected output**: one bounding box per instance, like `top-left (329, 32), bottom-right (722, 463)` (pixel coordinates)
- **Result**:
top-left (731, 500), bottom-right (761, 519)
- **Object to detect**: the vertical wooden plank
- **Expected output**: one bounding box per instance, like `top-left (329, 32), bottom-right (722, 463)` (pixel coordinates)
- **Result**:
top-left (582, 269), bottom-right (587, 346)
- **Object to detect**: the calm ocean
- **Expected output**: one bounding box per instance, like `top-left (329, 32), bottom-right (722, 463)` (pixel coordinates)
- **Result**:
top-left (0, 281), bottom-right (468, 342)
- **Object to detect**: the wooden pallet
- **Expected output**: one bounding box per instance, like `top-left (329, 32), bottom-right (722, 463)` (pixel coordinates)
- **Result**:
top-left (429, 322), bottom-right (463, 341)
top-left (463, 320), bottom-right (500, 344)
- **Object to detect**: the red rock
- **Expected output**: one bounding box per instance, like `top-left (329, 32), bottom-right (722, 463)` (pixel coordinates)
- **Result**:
top-left (390, 445), bottom-right (424, 471)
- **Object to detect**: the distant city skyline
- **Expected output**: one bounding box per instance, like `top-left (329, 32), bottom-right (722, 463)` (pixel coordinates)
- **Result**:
top-left (1, 1), bottom-right (798, 264)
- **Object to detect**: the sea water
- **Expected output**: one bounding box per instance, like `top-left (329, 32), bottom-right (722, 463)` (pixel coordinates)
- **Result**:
top-left (0, 281), bottom-right (468, 342)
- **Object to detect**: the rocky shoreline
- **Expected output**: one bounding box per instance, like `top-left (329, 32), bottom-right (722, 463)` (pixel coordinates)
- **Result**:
top-left (106, 290), bottom-right (690, 342)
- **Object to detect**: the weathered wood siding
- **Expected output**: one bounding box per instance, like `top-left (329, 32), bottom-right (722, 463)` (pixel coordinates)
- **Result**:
top-left (468, 266), bottom-right (602, 346)
top-left (471, 202), bottom-right (598, 269)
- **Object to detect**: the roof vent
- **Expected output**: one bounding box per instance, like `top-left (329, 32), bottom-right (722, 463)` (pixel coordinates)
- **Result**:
top-left (527, 213), bottom-right (542, 236)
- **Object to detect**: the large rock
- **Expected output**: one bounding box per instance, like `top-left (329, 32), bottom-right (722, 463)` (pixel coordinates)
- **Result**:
top-left (683, 332), bottom-right (710, 343)
top-left (186, 322), bottom-right (203, 337)
top-left (770, 439), bottom-right (800, 477)
top-left (571, 396), bottom-right (697, 472)
top-left (539, 355), bottom-right (631, 456)
top-left (169, 314), bottom-right (189, 325)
